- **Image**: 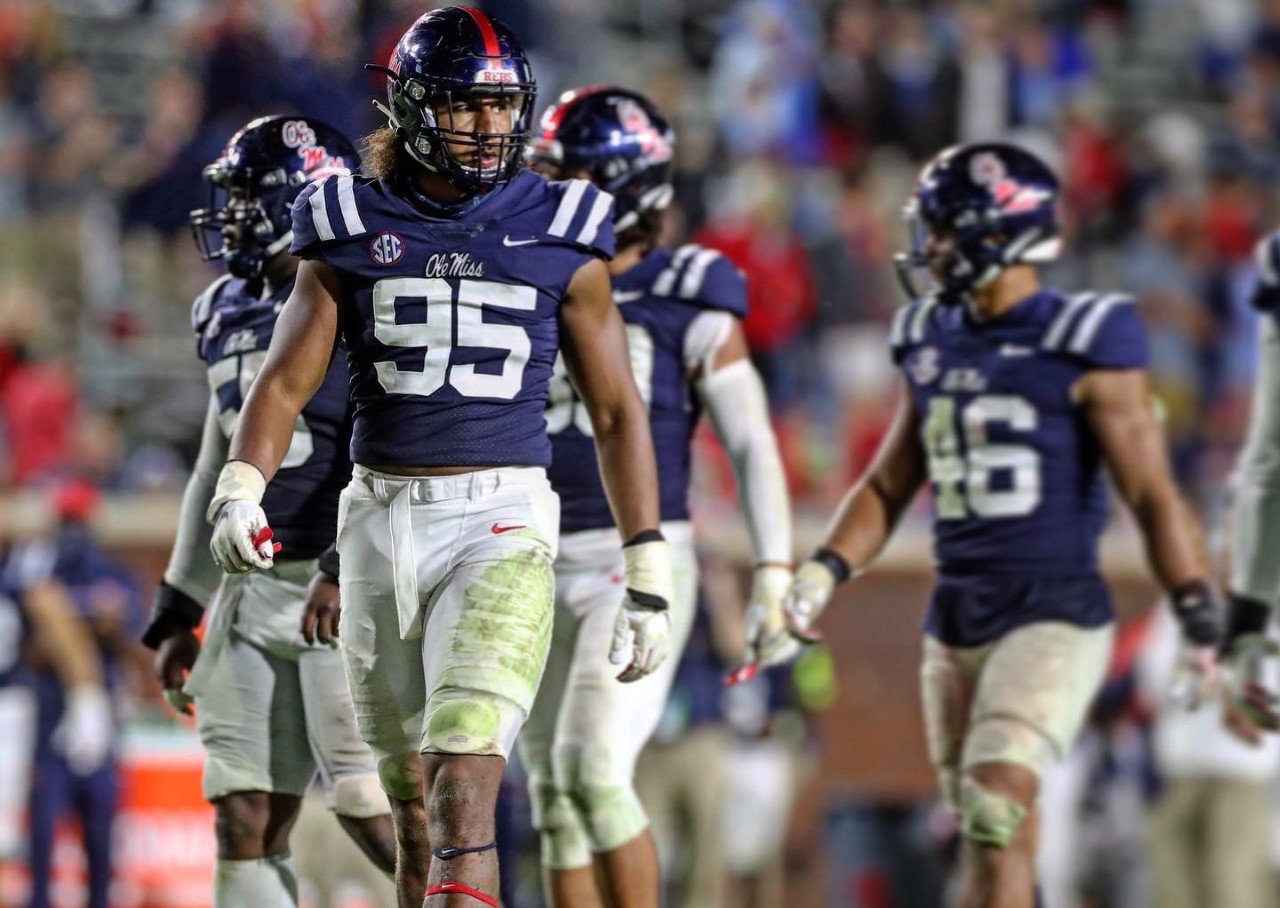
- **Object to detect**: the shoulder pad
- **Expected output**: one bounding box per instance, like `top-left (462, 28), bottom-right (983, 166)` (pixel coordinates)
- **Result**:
top-left (1040, 292), bottom-right (1147, 369)
top-left (539, 178), bottom-right (616, 260)
top-left (290, 174), bottom-right (372, 256)
top-left (888, 295), bottom-right (940, 364)
top-left (191, 275), bottom-right (233, 336)
top-left (649, 244), bottom-right (747, 317)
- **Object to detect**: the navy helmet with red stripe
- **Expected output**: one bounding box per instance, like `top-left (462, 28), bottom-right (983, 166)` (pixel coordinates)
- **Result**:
top-left (190, 115), bottom-right (359, 284)
top-left (531, 86), bottom-right (675, 236)
top-left (895, 142), bottom-right (1062, 303)
top-left (369, 5), bottom-right (536, 193)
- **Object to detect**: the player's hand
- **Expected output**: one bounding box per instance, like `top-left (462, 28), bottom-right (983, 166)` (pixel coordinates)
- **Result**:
top-left (302, 572), bottom-right (341, 647)
top-left (1170, 643), bottom-right (1221, 711)
top-left (783, 552), bottom-right (848, 644)
top-left (1222, 686), bottom-right (1265, 746)
top-left (155, 628), bottom-right (201, 716)
top-left (210, 502), bottom-right (278, 573)
top-left (745, 564), bottom-right (801, 668)
top-left (609, 533), bottom-right (673, 683)
top-left (1224, 634), bottom-right (1280, 730)
top-left (53, 686), bottom-right (113, 775)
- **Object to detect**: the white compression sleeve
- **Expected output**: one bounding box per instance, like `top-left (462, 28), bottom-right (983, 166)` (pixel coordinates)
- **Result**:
top-left (697, 356), bottom-right (793, 565)
top-left (1232, 315), bottom-right (1280, 601)
top-left (162, 396), bottom-right (228, 603)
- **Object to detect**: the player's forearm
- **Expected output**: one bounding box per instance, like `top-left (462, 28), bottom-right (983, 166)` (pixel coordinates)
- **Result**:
top-left (822, 477), bottom-right (901, 574)
top-left (28, 584), bottom-right (105, 690)
top-left (163, 400), bottom-right (225, 601)
top-left (1131, 487), bottom-right (1210, 593)
top-left (228, 377), bottom-right (308, 483)
top-left (1230, 466), bottom-right (1280, 602)
top-left (592, 400), bottom-right (662, 539)
top-left (700, 359), bottom-right (792, 565)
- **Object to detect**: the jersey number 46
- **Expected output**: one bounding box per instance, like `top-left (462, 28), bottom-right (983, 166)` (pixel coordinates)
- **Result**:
top-left (923, 394), bottom-right (1041, 520)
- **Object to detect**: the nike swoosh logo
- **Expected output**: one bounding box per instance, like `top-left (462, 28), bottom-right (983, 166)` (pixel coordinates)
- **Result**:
top-left (999, 344), bottom-right (1033, 357)
top-left (502, 236), bottom-right (538, 247)
top-left (491, 523), bottom-right (527, 534)
top-left (613, 290), bottom-right (645, 304)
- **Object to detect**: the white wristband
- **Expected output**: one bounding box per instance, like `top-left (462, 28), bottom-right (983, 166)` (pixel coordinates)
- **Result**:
top-left (206, 460), bottom-right (267, 524)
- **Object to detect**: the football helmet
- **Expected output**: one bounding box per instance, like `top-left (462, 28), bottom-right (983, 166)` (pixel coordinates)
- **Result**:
top-left (190, 115), bottom-right (359, 283)
top-left (895, 142), bottom-right (1061, 303)
top-left (369, 6), bottom-right (536, 192)
top-left (530, 86), bottom-right (675, 233)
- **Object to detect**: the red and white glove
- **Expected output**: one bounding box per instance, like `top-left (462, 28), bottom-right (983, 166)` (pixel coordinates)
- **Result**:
top-left (208, 461), bottom-right (280, 573)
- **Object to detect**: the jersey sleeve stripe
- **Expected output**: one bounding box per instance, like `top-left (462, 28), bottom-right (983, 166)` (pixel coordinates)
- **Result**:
top-left (888, 302), bottom-right (912, 348)
top-left (192, 275), bottom-right (232, 332)
top-left (907, 295), bottom-right (937, 343)
top-left (548, 181), bottom-right (587, 238)
top-left (309, 176), bottom-right (336, 242)
top-left (653, 244), bottom-right (700, 297)
top-left (678, 249), bottom-right (720, 299)
top-left (1068, 293), bottom-right (1131, 355)
top-left (1042, 292), bottom-right (1097, 351)
top-left (575, 190), bottom-right (613, 246)
top-left (335, 175), bottom-right (365, 238)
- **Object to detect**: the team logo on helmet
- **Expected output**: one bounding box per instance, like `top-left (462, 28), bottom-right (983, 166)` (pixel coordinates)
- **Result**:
top-left (370, 231), bottom-right (406, 266)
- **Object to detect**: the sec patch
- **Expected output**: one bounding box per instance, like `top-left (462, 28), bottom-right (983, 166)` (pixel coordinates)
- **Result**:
top-left (370, 231), bottom-right (405, 266)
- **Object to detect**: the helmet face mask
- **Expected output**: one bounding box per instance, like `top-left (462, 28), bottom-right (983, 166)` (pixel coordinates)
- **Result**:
top-left (893, 142), bottom-right (1061, 305)
top-left (374, 7), bottom-right (537, 194)
top-left (189, 116), bottom-right (360, 286)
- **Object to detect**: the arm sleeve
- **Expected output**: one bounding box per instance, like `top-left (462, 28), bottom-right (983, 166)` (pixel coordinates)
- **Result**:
top-left (161, 395), bottom-right (228, 603)
top-left (1231, 315), bottom-right (1280, 601)
top-left (697, 355), bottom-right (793, 565)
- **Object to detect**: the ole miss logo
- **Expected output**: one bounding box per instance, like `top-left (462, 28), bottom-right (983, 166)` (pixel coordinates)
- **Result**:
top-left (370, 232), bottom-right (405, 266)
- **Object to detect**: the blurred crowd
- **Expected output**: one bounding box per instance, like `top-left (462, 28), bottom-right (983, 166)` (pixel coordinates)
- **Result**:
top-left (6, 0), bottom-right (1280, 905)
top-left (3, 0), bottom-right (1280, 508)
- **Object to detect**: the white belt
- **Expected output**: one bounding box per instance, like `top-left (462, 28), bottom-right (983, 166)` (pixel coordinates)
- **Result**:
top-left (350, 464), bottom-right (546, 639)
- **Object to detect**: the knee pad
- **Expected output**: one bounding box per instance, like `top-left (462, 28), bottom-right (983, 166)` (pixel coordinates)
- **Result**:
top-left (959, 776), bottom-right (1028, 849)
top-left (331, 773), bottom-right (391, 819)
top-left (376, 752), bottom-right (423, 803)
top-left (422, 691), bottom-right (523, 759)
top-left (527, 774), bottom-right (592, 870)
top-left (554, 741), bottom-right (649, 854)
top-left (965, 715), bottom-right (1056, 779)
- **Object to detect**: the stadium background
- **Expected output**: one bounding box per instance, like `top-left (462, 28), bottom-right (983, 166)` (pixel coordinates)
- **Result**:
top-left (0, 0), bottom-right (1276, 905)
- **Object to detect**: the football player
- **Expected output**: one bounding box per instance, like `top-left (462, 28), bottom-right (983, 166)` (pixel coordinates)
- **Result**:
top-left (519, 87), bottom-right (788, 906)
top-left (203, 9), bottom-right (669, 907)
top-left (782, 142), bottom-right (1221, 908)
top-left (1221, 230), bottom-right (1280, 731)
top-left (141, 116), bottom-right (396, 907)
top-left (522, 86), bottom-right (794, 908)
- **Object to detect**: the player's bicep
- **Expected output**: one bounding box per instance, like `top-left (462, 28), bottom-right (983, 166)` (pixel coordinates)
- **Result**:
top-left (249, 260), bottom-right (342, 409)
top-left (1077, 369), bottom-right (1173, 508)
top-left (558, 258), bottom-right (639, 423)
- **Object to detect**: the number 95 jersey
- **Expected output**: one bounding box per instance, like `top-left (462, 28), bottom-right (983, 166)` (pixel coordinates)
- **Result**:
top-left (290, 170), bottom-right (615, 469)
top-left (891, 290), bottom-right (1147, 637)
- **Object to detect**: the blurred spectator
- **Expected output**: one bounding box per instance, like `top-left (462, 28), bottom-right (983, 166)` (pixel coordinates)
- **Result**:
top-left (21, 481), bottom-right (144, 908)
top-left (1137, 607), bottom-right (1280, 908)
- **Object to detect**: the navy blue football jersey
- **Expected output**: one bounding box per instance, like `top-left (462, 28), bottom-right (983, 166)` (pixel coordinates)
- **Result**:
top-left (547, 244), bottom-right (747, 532)
top-left (890, 289), bottom-right (1148, 645)
top-left (290, 170), bottom-right (615, 468)
top-left (0, 581), bottom-right (29, 689)
top-left (193, 275), bottom-right (352, 559)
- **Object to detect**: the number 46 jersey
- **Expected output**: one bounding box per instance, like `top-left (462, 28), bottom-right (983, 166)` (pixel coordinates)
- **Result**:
top-left (890, 288), bottom-right (1148, 644)
top-left (291, 170), bottom-right (615, 469)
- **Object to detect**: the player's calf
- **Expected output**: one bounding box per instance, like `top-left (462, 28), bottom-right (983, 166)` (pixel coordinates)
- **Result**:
top-left (422, 753), bottom-right (505, 906)
top-left (212, 792), bottom-right (304, 907)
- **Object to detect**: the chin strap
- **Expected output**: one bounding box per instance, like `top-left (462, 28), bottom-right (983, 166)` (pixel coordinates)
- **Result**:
top-left (424, 882), bottom-right (498, 906)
